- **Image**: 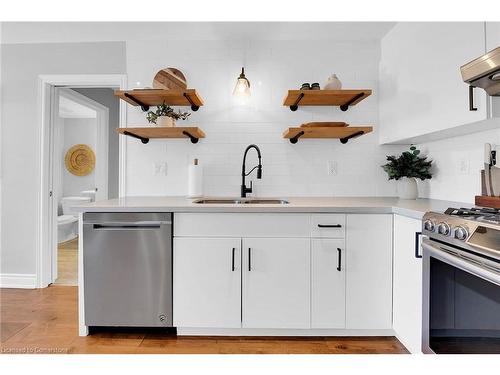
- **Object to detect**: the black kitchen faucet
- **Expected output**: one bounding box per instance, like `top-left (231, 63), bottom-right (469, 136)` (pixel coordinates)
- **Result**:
top-left (241, 144), bottom-right (262, 198)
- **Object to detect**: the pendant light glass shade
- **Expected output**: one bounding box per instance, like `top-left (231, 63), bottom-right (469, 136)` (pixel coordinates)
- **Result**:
top-left (233, 67), bottom-right (251, 97)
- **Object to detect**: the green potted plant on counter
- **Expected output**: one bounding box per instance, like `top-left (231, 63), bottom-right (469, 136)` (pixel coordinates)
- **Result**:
top-left (382, 146), bottom-right (432, 199)
top-left (146, 103), bottom-right (190, 127)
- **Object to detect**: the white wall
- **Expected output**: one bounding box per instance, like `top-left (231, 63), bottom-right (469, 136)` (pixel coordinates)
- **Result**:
top-left (125, 39), bottom-right (405, 197)
top-left (416, 128), bottom-right (500, 204)
top-left (0, 42), bottom-right (126, 276)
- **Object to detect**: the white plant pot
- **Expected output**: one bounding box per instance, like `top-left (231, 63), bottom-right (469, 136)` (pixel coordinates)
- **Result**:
top-left (157, 116), bottom-right (175, 127)
top-left (397, 177), bottom-right (418, 199)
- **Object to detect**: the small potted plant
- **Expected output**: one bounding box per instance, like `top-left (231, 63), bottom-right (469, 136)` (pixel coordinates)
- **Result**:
top-left (381, 146), bottom-right (432, 199)
top-left (146, 103), bottom-right (190, 127)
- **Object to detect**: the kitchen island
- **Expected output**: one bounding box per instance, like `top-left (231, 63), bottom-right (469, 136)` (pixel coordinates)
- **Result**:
top-left (74, 196), bottom-right (468, 353)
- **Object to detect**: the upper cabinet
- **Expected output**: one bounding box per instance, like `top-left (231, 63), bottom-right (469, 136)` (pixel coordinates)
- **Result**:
top-left (379, 22), bottom-right (498, 145)
top-left (486, 22), bottom-right (500, 51)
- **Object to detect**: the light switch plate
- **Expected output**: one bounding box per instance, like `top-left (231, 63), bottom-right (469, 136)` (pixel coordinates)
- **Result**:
top-left (153, 162), bottom-right (168, 176)
top-left (327, 160), bottom-right (337, 176)
top-left (457, 158), bottom-right (469, 175)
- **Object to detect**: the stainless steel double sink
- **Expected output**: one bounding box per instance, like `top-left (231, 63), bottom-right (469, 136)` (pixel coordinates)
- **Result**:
top-left (193, 198), bottom-right (289, 205)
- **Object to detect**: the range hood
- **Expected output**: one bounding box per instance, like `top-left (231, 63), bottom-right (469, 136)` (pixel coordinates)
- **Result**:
top-left (461, 47), bottom-right (500, 96)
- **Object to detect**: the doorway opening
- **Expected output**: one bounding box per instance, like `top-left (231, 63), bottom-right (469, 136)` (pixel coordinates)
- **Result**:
top-left (38, 75), bottom-right (127, 288)
top-left (54, 88), bottom-right (117, 285)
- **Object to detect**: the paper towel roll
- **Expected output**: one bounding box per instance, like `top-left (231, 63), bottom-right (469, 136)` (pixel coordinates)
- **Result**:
top-left (188, 159), bottom-right (203, 198)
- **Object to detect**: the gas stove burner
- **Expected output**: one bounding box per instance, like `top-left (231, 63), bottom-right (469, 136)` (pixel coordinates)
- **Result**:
top-left (444, 207), bottom-right (500, 218)
top-left (477, 215), bottom-right (500, 225)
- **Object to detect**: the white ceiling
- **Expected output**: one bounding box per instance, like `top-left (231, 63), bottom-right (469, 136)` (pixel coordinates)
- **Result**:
top-left (59, 96), bottom-right (97, 119)
top-left (1, 22), bottom-right (396, 44)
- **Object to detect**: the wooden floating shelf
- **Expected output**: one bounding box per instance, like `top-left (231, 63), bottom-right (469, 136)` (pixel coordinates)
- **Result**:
top-left (283, 126), bottom-right (373, 144)
top-left (283, 89), bottom-right (372, 111)
top-left (117, 127), bottom-right (205, 144)
top-left (115, 89), bottom-right (204, 112)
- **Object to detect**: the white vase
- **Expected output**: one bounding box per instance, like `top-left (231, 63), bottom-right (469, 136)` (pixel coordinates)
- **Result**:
top-left (397, 177), bottom-right (418, 199)
top-left (157, 116), bottom-right (175, 127)
top-left (323, 74), bottom-right (342, 90)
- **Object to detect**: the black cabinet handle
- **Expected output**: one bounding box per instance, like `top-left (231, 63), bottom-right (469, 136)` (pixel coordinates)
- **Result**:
top-left (415, 232), bottom-right (423, 259)
top-left (337, 248), bottom-right (342, 271)
top-left (318, 224), bottom-right (342, 228)
top-left (231, 248), bottom-right (235, 271)
top-left (469, 85), bottom-right (478, 111)
top-left (248, 248), bottom-right (252, 271)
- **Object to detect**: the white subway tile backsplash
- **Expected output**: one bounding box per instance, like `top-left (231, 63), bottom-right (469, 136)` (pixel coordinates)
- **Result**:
top-left (123, 39), bottom-right (492, 201)
top-left (417, 128), bottom-right (500, 204)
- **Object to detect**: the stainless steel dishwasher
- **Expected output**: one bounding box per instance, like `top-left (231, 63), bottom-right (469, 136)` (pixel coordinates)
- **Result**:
top-left (83, 212), bottom-right (172, 327)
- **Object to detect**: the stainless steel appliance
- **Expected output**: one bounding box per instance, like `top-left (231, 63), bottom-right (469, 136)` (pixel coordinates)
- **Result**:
top-left (421, 207), bottom-right (500, 353)
top-left (461, 47), bottom-right (500, 96)
top-left (83, 212), bottom-right (173, 327)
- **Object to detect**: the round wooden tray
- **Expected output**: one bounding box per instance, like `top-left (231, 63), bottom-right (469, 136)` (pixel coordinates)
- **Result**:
top-left (300, 122), bottom-right (348, 128)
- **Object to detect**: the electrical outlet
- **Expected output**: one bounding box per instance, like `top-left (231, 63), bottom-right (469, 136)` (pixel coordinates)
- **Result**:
top-left (153, 162), bottom-right (168, 176)
top-left (458, 159), bottom-right (469, 175)
top-left (327, 160), bottom-right (337, 176)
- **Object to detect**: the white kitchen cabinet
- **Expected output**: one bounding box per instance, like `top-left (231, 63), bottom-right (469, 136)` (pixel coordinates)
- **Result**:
top-left (311, 239), bottom-right (346, 328)
top-left (486, 22), bottom-right (500, 51)
top-left (379, 22), bottom-right (488, 144)
top-left (345, 214), bottom-right (393, 329)
top-left (486, 22), bottom-right (500, 118)
top-left (173, 238), bottom-right (241, 328)
top-left (241, 238), bottom-right (310, 329)
top-left (393, 215), bottom-right (424, 354)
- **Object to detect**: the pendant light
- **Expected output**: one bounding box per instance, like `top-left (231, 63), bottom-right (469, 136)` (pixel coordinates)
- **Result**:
top-left (233, 67), bottom-right (251, 97)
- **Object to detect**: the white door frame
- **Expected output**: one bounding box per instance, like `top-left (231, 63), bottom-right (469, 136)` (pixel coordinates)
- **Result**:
top-left (37, 74), bottom-right (127, 288)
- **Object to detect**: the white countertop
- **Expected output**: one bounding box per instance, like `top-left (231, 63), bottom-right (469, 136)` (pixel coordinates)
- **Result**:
top-left (73, 196), bottom-right (468, 220)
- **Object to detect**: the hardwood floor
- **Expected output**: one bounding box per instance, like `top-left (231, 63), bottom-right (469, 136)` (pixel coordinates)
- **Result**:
top-left (0, 286), bottom-right (408, 354)
top-left (54, 238), bottom-right (78, 286)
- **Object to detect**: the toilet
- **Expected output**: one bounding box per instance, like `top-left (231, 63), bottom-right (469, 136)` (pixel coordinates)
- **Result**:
top-left (80, 189), bottom-right (96, 202)
top-left (58, 196), bottom-right (91, 243)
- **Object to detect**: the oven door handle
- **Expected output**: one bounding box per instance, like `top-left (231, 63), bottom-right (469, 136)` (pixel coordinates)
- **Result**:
top-left (415, 231), bottom-right (423, 259)
top-left (422, 240), bottom-right (500, 286)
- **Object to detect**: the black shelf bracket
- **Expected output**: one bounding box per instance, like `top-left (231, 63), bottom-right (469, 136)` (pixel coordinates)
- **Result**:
top-left (183, 131), bottom-right (199, 144)
top-left (340, 131), bottom-right (364, 144)
top-left (469, 85), bottom-right (478, 111)
top-left (124, 93), bottom-right (150, 112)
top-left (123, 131), bottom-right (149, 144)
top-left (289, 92), bottom-right (305, 111)
top-left (289, 131), bottom-right (305, 144)
top-left (339, 92), bottom-right (365, 112)
top-left (183, 93), bottom-right (199, 111)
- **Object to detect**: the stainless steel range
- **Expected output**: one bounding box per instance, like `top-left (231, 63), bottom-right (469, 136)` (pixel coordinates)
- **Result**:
top-left (421, 207), bottom-right (500, 354)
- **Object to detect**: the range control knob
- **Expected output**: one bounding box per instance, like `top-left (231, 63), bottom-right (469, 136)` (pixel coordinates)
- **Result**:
top-left (437, 222), bottom-right (451, 236)
top-left (423, 219), bottom-right (436, 232)
top-left (454, 225), bottom-right (469, 241)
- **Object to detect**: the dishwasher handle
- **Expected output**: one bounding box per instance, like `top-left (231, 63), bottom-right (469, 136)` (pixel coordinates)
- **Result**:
top-left (91, 222), bottom-right (167, 230)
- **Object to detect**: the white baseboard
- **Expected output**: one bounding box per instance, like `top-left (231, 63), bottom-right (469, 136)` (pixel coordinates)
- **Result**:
top-left (0, 273), bottom-right (37, 289)
top-left (177, 328), bottom-right (395, 337)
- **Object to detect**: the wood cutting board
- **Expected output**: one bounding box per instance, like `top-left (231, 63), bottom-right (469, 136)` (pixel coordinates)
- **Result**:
top-left (300, 122), bottom-right (348, 128)
top-left (475, 195), bottom-right (500, 209)
top-left (153, 68), bottom-right (187, 90)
